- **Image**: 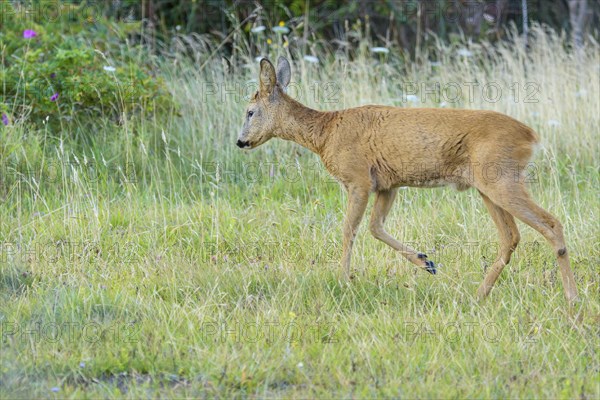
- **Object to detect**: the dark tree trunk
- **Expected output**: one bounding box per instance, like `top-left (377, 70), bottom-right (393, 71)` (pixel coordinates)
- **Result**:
top-left (568, 0), bottom-right (589, 48)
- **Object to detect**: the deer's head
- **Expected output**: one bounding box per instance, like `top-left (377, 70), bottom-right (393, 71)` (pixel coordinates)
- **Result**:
top-left (236, 57), bottom-right (291, 149)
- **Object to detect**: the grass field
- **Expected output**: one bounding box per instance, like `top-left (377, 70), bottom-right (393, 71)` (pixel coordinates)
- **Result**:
top-left (1, 26), bottom-right (599, 398)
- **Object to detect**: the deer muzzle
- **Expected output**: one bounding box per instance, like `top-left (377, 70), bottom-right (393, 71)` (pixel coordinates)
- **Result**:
top-left (236, 139), bottom-right (251, 149)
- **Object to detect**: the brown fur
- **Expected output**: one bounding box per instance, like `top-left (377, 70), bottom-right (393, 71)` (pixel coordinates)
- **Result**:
top-left (237, 57), bottom-right (578, 303)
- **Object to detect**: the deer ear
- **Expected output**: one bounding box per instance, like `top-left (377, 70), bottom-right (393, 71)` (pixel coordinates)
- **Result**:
top-left (276, 56), bottom-right (291, 89)
top-left (259, 58), bottom-right (276, 96)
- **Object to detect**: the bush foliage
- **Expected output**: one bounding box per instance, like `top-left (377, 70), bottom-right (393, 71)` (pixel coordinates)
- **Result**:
top-left (0, 1), bottom-right (174, 128)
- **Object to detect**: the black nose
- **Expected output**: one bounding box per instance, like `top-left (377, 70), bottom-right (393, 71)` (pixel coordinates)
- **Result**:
top-left (237, 139), bottom-right (249, 148)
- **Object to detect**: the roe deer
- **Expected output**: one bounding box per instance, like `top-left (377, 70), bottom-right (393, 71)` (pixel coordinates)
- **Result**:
top-left (236, 56), bottom-right (578, 303)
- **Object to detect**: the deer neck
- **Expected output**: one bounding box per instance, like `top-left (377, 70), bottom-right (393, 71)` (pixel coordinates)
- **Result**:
top-left (277, 98), bottom-right (333, 155)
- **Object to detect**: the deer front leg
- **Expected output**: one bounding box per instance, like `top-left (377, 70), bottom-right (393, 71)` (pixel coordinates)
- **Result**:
top-left (341, 186), bottom-right (370, 279)
top-left (369, 189), bottom-right (437, 274)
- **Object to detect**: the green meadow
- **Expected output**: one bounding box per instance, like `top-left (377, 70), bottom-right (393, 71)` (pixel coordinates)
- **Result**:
top-left (1, 16), bottom-right (599, 398)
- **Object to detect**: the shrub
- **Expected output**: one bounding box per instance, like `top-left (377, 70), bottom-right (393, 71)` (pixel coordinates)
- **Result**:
top-left (0, 1), bottom-right (175, 129)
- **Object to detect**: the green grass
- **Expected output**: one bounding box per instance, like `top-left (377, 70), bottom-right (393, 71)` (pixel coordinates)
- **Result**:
top-left (1, 26), bottom-right (599, 398)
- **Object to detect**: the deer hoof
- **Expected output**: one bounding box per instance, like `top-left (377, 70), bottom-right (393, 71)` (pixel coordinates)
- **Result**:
top-left (424, 260), bottom-right (437, 275)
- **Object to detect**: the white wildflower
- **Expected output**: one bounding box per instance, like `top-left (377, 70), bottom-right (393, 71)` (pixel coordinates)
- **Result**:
top-left (303, 55), bottom-right (319, 64)
top-left (370, 47), bottom-right (389, 54)
top-left (251, 25), bottom-right (266, 33)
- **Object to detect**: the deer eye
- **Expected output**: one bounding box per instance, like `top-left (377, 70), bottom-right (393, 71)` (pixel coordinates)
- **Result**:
top-left (247, 111), bottom-right (254, 118)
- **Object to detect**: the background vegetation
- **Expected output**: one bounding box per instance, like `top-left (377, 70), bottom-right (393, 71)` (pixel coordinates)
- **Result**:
top-left (1, 0), bottom-right (599, 397)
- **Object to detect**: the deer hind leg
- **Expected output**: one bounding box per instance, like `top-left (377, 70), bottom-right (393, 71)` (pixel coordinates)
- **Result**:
top-left (340, 185), bottom-right (370, 279)
top-left (369, 189), bottom-right (436, 274)
top-left (477, 192), bottom-right (520, 300)
top-left (481, 183), bottom-right (578, 302)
